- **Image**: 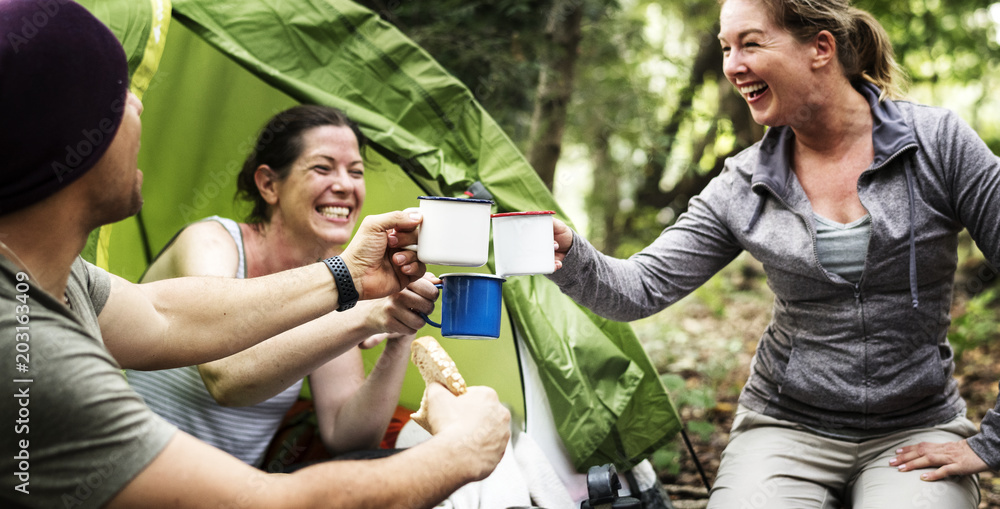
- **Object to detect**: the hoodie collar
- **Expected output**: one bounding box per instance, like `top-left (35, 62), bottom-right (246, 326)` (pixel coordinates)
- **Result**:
top-left (744, 82), bottom-right (921, 307)
top-left (750, 81), bottom-right (917, 198)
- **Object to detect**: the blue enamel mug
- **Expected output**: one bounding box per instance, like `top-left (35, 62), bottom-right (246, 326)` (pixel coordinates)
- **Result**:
top-left (423, 273), bottom-right (506, 339)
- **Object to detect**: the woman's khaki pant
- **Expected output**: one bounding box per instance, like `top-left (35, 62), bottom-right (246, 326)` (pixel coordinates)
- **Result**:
top-left (708, 406), bottom-right (980, 509)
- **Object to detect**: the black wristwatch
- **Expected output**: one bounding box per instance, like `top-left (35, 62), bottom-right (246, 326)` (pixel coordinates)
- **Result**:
top-left (323, 255), bottom-right (359, 311)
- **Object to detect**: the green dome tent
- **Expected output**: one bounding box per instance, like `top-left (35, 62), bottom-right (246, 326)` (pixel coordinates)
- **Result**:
top-left (80, 0), bottom-right (681, 479)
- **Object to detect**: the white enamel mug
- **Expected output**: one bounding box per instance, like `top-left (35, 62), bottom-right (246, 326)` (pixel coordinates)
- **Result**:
top-left (409, 196), bottom-right (493, 267)
top-left (490, 211), bottom-right (556, 276)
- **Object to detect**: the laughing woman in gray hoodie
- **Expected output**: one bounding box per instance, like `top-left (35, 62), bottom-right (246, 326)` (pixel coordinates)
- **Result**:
top-left (549, 0), bottom-right (1000, 507)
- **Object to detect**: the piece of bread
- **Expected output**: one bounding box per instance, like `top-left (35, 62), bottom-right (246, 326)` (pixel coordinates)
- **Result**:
top-left (410, 336), bottom-right (466, 431)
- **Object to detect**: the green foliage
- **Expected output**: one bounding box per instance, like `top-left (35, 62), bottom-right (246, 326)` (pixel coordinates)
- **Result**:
top-left (686, 420), bottom-right (716, 442)
top-left (857, 0), bottom-right (1000, 84)
top-left (661, 374), bottom-right (716, 412)
top-left (356, 0), bottom-right (549, 143)
top-left (650, 446), bottom-right (682, 475)
top-left (612, 208), bottom-right (664, 257)
top-left (949, 288), bottom-right (1000, 357)
top-left (692, 272), bottom-right (733, 318)
top-left (657, 373), bottom-right (717, 471)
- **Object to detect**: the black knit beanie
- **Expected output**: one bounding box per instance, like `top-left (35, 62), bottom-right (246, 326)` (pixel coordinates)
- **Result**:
top-left (0, 0), bottom-right (130, 214)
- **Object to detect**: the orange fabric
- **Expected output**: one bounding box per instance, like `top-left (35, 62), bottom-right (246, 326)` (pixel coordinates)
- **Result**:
top-left (380, 405), bottom-right (415, 449)
top-left (263, 401), bottom-right (416, 470)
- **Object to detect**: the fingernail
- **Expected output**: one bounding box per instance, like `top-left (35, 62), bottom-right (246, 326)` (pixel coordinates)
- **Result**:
top-left (895, 448), bottom-right (903, 454)
top-left (409, 211), bottom-right (422, 221)
top-left (889, 458), bottom-right (897, 465)
top-left (394, 253), bottom-right (406, 264)
top-left (920, 473), bottom-right (928, 480)
top-left (897, 464), bottom-right (906, 471)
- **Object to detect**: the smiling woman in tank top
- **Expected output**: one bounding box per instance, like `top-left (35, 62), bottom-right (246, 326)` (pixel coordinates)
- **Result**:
top-left (127, 105), bottom-right (438, 467)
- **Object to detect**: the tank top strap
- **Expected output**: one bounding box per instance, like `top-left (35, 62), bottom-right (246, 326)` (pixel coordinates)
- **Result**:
top-left (202, 216), bottom-right (247, 279)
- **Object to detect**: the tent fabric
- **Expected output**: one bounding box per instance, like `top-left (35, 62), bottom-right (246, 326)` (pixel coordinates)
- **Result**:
top-left (81, 0), bottom-right (171, 99)
top-left (78, 0), bottom-right (172, 268)
top-left (85, 0), bottom-right (680, 471)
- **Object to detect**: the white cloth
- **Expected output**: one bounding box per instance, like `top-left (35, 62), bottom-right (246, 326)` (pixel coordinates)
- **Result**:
top-left (395, 420), bottom-right (574, 509)
top-left (512, 431), bottom-right (575, 509)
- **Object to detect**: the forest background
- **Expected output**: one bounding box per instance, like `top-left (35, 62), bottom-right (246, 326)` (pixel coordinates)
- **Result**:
top-left (355, 0), bottom-right (1000, 506)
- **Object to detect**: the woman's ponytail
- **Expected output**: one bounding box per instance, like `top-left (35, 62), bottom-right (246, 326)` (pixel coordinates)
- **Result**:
top-left (846, 8), bottom-right (907, 100)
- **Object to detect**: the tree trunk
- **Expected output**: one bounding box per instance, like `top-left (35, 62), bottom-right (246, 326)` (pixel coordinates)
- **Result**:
top-left (586, 128), bottom-right (621, 254)
top-left (527, 0), bottom-right (584, 190)
top-left (629, 24), bottom-right (765, 235)
top-left (636, 28), bottom-right (722, 212)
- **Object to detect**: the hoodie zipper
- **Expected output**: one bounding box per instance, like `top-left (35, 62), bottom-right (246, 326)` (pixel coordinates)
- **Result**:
top-left (850, 143), bottom-right (919, 424)
top-left (753, 143), bottom-right (917, 424)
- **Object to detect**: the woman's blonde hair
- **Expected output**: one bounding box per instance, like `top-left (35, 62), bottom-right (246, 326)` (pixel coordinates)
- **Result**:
top-left (726, 0), bottom-right (908, 100)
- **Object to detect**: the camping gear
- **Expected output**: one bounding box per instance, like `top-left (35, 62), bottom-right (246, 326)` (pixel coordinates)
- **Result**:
top-left (79, 0), bottom-right (682, 490)
top-left (491, 211), bottom-right (557, 277)
top-left (407, 196), bottom-right (493, 267)
top-left (423, 274), bottom-right (506, 339)
top-left (580, 464), bottom-right (642, 509)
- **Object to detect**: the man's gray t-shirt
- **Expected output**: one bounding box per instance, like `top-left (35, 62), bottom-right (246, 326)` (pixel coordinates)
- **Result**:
top-left (1, 255), bottom-right (176, 508)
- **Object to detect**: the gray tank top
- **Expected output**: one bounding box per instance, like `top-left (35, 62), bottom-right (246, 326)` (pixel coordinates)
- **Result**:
top-left (813, 213), bottom-right (871, 284)
top-left (126, 216), bottom-right (303, 466)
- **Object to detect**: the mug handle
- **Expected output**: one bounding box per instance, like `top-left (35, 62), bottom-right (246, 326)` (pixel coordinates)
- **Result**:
top-left (419, 283), bottom-right (444, 328)
top-left (420, 313), bottom-right (441, 328)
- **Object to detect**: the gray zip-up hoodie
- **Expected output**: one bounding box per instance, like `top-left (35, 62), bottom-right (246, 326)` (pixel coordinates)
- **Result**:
top-left (549, 83), bottom-right (1000, 467)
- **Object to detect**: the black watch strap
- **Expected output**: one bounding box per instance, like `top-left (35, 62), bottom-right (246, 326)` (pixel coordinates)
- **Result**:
top-left (323, 255), bottom-right (359, 311)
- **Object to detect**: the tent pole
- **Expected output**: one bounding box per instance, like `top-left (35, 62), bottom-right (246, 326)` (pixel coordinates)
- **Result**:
top-left (136, 209), bottom-right (154, 264)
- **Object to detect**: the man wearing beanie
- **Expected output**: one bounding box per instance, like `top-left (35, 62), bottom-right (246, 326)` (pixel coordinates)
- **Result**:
top-left (0, 1), bottom-right (509, 508)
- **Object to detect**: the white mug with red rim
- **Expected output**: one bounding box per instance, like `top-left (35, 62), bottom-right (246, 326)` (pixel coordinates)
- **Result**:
top-left (490, 211), bottom-right (556, 276)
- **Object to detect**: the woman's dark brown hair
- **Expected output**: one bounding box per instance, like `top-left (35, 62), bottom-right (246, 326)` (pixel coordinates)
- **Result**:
top-left (235, 105), bottom-right (366, 223)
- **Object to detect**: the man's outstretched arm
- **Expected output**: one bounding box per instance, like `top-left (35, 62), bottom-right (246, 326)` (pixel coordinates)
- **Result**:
top-left (107, 384), bottom-right (511, 509)
top-left (100, 211), bottom-right (424, 370)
